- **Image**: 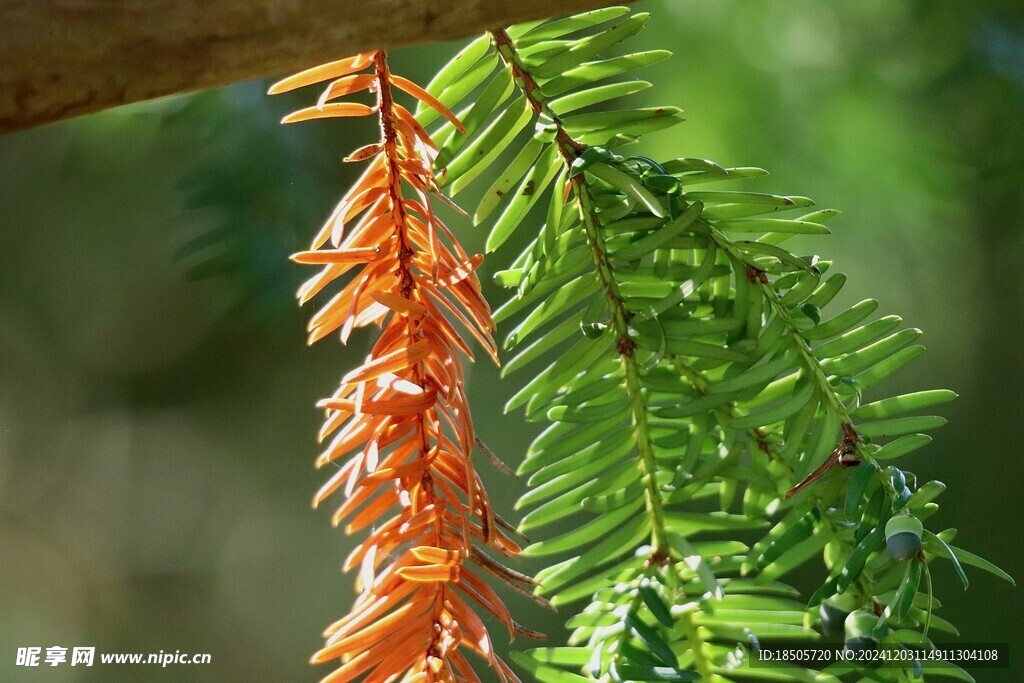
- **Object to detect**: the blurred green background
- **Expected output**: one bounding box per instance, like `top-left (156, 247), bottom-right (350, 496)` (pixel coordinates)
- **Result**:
top-left (1, 1), bottom-right (1021, 681)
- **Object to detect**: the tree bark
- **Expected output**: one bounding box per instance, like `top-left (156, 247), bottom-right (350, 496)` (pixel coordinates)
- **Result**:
top-left (0, 0), bottom-right (620, 134)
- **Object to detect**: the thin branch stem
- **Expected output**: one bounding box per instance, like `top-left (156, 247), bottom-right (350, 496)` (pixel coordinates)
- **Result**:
top-left (679, 609), bottom-right (713, 680)
top-left (491, 28), bottom-right (672, 561)
top-left (703, 223), bottom-right (901, 503)
top-left (374, 49), bottom-right (449, 660)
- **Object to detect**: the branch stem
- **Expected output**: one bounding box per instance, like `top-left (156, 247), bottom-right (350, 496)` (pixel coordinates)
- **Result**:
top-left (704, 224), bottom-right (900, 501)
top-left (491, 28), bottom-right (671, 559)
top-left (0, 0), bottom-right (620, 133)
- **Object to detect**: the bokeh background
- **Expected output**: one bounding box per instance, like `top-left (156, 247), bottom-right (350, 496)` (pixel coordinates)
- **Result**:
top-left (1, 0), bottom-right (1021, 680)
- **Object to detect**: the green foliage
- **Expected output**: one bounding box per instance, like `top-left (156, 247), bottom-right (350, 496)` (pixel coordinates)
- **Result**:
top-left (174, 88), bottom-right (330, 317)
top-left (421, 7), bottom-right (1013, 682)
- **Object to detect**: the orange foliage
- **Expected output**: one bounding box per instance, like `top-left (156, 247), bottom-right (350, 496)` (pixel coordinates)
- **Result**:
top-left (271, 51), bottom-right (528, 683)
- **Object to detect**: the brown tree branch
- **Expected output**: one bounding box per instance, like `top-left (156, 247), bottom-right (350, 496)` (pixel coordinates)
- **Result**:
top-left (0, 0), bottom-right (621, 134)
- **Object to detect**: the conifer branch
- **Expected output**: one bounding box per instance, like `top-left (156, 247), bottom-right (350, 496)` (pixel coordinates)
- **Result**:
top-left (271, 7), bottom-right (1015, 682)
top-left (418, 8), bottom-right (1013, 678)
top-left (271, 49), bottom-right (525, 683)
top-left (492, 26), bottom-right (674, 565)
